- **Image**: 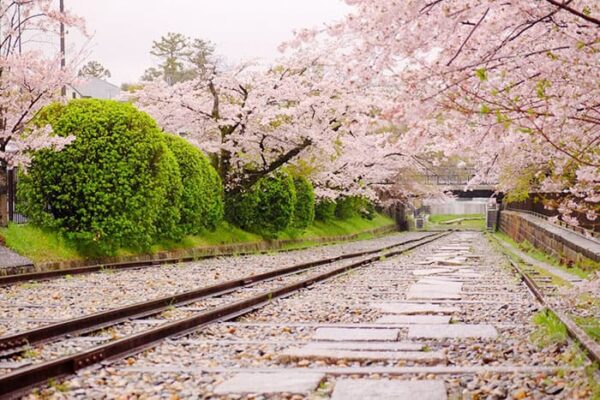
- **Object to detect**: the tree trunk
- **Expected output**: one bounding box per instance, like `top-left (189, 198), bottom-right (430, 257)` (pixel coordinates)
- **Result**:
top-left (0, 163), bottom-right (8, 227)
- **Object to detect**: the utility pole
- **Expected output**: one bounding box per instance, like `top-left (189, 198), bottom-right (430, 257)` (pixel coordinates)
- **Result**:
top-left (60, 0), bottom-right (66, 96)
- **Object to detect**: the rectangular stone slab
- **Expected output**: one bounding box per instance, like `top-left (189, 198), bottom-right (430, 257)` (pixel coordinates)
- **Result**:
top-left (331, 379), bottom-right (447, 400)
top-left (408, 324), bottom-right (498, 339)
top-left (214, 371), bottom-right (325, 394)
top-left (303, 341), bottom-right (423, 351)
top-left (372, 303), bottom-right (459, 315)
top-left (407, 284), bottom-right (462, 300)
top-left (313, 327), bottom-right (399, 341)
top-left (376, 315), bottom-right (451, 324)
top-left (406, 291), bottom-right (462, 300)
top-left (417, 279), bottom-right (463, 289)
top-left (281, 348), bottom-right (445, 363)
top-left (413, 268), bottom-right (456, 276)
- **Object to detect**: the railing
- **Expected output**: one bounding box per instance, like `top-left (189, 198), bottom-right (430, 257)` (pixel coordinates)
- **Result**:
top-left (506, 207), bottom-right (600, 241)
top-left (422, 168), bottom-right (497, 186)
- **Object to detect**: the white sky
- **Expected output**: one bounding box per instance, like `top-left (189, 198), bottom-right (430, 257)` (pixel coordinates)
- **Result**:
top-left (68, 0), bottom-right (352, 85)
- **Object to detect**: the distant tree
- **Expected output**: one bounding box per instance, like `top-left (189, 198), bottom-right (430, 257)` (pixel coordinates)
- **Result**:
top-left (120, 83), bottom-right (143, 93)
top-left (141, 67), bottom-right (163, 82)
top-left (141, 32), bottom-right (215, 84)
top-left (187, 38), bottom-right (215, 80)
top-left (78, 60), bottom-right (111, 79)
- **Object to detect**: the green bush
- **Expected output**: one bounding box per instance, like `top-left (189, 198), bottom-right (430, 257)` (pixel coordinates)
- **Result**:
top-left (19, 99), bottom-right (183, 253)
top-left (291, 176), bottom-right (315, 229)
top-left (226, 171), bottom-right (296, 237)
top-left (335, 196), bottom-right (359, 219)
top-left (315, 199), bottom-right (336, 221)
top-left (334, 196), bottom-right (375, 220)
top-left (358, 198), bottom-right (376, 220)
top-left (164, 135), bottom-right (224, 235)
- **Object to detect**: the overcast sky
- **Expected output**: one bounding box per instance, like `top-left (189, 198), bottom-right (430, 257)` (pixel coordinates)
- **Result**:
top-left (68, 1), bottom-right (351, 85)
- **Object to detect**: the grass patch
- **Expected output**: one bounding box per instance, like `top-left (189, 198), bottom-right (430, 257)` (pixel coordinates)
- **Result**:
top-left (0, 225), bottom-right (84, 263)
top-left (572, 315), bottom-right (600, 343)
top-left (426, 214), bottom-right (485, 230)
top-left (0, 213), bottom-right (394, 264)
top-left (494, 231), bottom-right (590, 279)
top-left (531, 309), bottom-right (568, 348)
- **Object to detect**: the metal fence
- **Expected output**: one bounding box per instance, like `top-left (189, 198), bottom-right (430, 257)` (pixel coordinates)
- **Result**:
top-left (7, 168), bottom-right (27, 224)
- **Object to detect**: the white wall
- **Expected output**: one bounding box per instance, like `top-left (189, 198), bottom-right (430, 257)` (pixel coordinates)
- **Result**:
top-left (425, 199), bottom-right (487, 215)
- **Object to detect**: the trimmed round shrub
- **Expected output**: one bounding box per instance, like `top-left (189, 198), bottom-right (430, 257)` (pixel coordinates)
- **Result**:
top-left (315, 199), bottom-right (336, 221)
top-left (19, 99), bottom-right (183, 253)
top-left (164, 135), bottom-right (224, 235)
top-left (226, 171), bottom-right (296, 237)
top-left (291, 176), bottom-right (315, 229)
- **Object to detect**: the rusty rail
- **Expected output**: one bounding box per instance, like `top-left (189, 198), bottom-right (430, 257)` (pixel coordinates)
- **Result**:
top-left (0, 233), bottom-right (436, 352)
top-left (491, 236), bottom-right (600, 366)
top-left (0, 233), bottom-right (448, 398)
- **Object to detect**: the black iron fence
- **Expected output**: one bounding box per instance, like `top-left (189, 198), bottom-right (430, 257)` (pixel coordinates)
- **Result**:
top-left (7, 168), bottom-right (27, 224)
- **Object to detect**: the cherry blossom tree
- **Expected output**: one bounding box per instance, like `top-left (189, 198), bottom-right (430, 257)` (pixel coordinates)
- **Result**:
top-left (285, 0), bottom-right (600, 226)
top-left (0, 0), bottom-right (85, 225)
top-left (132, 54), bottom-right (418, 200)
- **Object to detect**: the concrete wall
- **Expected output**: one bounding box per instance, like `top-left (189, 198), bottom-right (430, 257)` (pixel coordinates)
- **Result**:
top-left (426, 199), bottom-right (487, 215)
top-left (499, 210), bottom-right (599, 264)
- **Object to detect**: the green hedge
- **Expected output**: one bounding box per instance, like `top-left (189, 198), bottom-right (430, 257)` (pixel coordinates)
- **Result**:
top-left (226, 171), bottom-right (297, 237)
top-left (164, 135), bottom-right (223, 235)
top-left (335, 196), bottom-right (360, 219)
top-left (19, 99), bottom-right (183, 253)
top-left (315, 199), bottom-right (336, 221)
top-left (292, 176), bottom-right (315, 229)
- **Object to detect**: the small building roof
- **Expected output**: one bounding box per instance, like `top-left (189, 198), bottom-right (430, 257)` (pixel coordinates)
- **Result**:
top-left (70, 77), bottom-right (121, 100)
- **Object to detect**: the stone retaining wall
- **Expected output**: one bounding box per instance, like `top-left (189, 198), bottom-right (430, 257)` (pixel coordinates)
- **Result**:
top-left (499, 211), bottom-right (599, 264)
top-left (1, 224), bottom-right (398, 276)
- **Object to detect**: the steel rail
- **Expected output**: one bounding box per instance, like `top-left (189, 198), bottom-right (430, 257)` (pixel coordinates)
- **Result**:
top-left (0, 233), bottom-right (437, 352)
top-left (0, 232), bottom-right (448, 399)
top-left (0, 229), bottom-right (397, 286)
top-left (491, 236), bottom-right (600, 366)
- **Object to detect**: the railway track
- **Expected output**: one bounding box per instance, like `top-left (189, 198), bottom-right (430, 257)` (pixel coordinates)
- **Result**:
top-left (0, 232), bottom-right (446, 398)
top-left (15, 230), bottom-right (595, 399)
top-left (0, 233), bottom-right (428, 336)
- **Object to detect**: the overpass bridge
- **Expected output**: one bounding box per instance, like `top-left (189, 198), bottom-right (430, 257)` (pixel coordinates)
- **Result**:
top-left (422, 168), bottom-right (499, 198)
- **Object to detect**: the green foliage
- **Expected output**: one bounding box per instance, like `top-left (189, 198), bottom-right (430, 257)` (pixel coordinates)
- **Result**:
top-left (291, 176), bottom-right (315, 229)
top-left (315, 199), bottom-right (336, 221)
top-left (531, 310), bottom-right (568, 348)
top-left (335, 196), bottom-right (358, 219)
top-left (226, 171), bottom-right (297, 237)
top-left (19, 99), bottom-right (183, 253)
top-left (475, 67), bottom-right (488, 81)
top-left (335, 196), bottom-right (375, 220)
top-left (164, 134), bottom-right (224, 235)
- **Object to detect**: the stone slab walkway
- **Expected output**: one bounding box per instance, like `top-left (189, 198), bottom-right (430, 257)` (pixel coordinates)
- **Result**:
top-left (331, 379), bottom-right (447, 400)
top-left (214, 371), bottom-right (324, 394)
top-left (0, 245), bottom-right (32, 271)
top-left (497, 238), bottom-right (583, 283)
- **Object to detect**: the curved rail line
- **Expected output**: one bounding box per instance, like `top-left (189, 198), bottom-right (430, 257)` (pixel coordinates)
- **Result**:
top-left (0, 232), bottom-right (447, 399)
top-left (0, 233), bottom-right (436, 352)
top-left (492, 236), bottom-right (600, 365)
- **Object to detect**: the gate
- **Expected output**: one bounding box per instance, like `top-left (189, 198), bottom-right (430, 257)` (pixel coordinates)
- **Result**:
top-left (7, 168), bottom-right (27, 224)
